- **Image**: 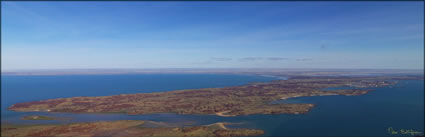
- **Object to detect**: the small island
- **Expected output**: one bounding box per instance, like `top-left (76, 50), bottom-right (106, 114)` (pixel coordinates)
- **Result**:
top-left (1, 120), bottom-right (264, 137)
top-left (21, 115), bottom-right (57, 120)
top-left (8, 76), bottom-right (417, 116)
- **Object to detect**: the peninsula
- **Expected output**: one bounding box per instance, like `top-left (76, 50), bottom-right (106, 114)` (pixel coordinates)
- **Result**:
top-left (9, 76), bottom-right (419, 116)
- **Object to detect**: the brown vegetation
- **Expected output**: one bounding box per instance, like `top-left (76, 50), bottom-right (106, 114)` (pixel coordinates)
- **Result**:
top-left (1, 120), bottom-right (264, 137)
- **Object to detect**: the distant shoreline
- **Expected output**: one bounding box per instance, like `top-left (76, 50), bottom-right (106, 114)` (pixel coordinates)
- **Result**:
top-left (2, 68), bottom-right (423, 76)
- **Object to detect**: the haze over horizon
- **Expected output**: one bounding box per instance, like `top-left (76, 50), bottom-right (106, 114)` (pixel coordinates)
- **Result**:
top-left (2, 2), bottom-right (424, 70)
top-left (2, 67), bottom-right (424, 72)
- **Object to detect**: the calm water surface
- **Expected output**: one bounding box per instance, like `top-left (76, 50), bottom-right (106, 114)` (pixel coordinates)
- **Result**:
top-left (1, 74), bottom-right (423, 136)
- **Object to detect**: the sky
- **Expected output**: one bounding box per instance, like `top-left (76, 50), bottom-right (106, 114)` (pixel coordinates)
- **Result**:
top-left (1, 2), bottom-right (424, 70)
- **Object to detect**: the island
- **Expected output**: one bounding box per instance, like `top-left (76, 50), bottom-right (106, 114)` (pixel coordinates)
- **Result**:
top-left (9, 76), bottom-right (419, 116)
top-left (1, 120), bottom-right (264, 137)
top-left (21, 115), bottom-right (57, 120)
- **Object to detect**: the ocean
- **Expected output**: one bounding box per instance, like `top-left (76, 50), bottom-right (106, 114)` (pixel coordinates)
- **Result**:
top-left (1, 74), bottom-right (423, 136)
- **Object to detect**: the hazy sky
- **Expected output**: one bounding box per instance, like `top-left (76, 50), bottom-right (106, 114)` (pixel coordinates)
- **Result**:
top-left (2, 2), bottom-right (424, 70)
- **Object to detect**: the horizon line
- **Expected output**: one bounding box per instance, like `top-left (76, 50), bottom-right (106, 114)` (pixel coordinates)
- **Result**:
top-left (2, 68), bottom-right (424, 76)
top-left (2, 67), bottom-right (424, 72)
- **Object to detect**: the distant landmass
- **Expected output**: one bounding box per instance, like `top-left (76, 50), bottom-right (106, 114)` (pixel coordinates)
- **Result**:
top-left (2, 68), bottom-right (423, 76)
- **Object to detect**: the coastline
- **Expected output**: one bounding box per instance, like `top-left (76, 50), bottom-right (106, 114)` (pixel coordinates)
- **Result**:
top-left (215, 111), bottom-right (237, 117)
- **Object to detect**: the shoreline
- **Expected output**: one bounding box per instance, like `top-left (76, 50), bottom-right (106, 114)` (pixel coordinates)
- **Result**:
top-left (215, 111), bottom-right (237, 117)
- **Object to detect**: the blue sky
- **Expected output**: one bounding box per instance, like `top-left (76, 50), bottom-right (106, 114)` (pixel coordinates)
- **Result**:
top-left (1, 2), bottom-right (424, 70)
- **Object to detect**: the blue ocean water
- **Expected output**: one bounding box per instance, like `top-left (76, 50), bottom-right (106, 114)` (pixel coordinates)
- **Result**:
top-left (1, 74), bottom-right (424, 136)
top-left (253, 80), bottom-right (424, 136)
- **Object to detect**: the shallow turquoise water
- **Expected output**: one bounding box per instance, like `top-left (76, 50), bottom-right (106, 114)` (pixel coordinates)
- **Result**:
top-left (1, 74), bottom-right (423, 136)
